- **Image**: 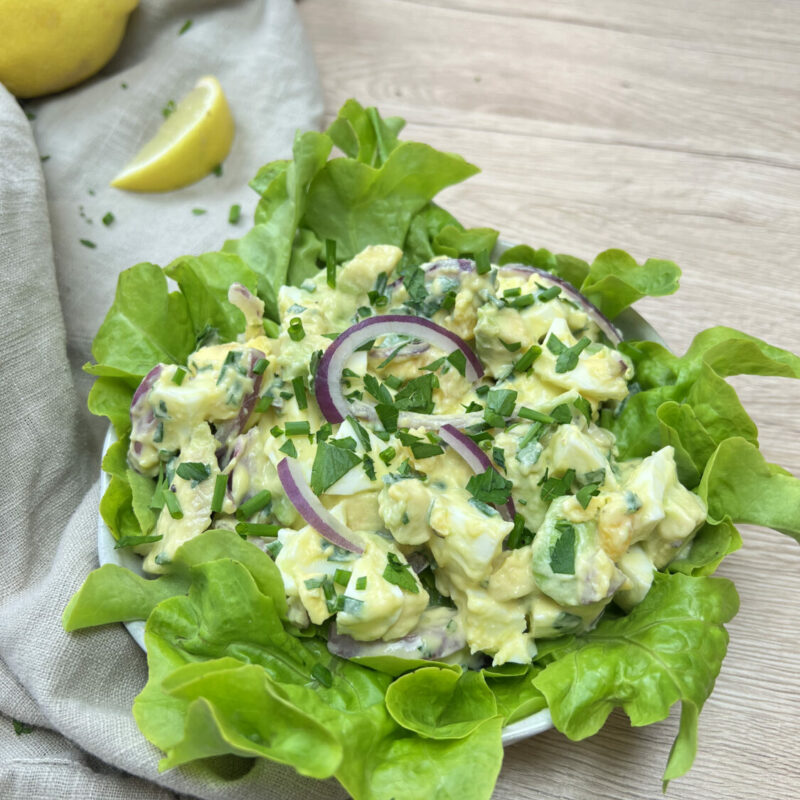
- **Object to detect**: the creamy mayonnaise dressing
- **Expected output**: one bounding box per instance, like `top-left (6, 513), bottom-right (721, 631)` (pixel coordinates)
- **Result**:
top-left (127, 245), bottom-right (706, 666)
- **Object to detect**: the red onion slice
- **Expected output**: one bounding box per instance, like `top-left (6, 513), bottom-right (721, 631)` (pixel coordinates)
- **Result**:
top-left (315, 314), bottom-right (484, 424)
top-left (439, 424), bottom-right (515, 521)
top-left (497, 264), bottom-right (622, 345)
top-left (277, 458), bottom-right (364, 554)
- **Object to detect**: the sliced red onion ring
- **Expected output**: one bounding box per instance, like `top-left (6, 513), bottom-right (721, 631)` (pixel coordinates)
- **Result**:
top-left (215, 349), bottom-right (265, 465)
top-left (315, 314), bottom-right (484, 424)
top-left (497, 264), bottom-right (622, 345)
top-left (277, 458), bottom-right (364, 554)
top-left (439, 424), bottom-right (515, 521)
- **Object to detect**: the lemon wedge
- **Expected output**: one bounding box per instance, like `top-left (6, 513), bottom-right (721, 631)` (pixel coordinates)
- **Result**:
top-left (111, 76), bottom-right (235, 192)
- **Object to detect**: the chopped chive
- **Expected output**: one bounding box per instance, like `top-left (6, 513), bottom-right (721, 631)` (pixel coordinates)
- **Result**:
top-left (40, 155), bottom-right (50, 163)
top-left (326, 239), bottom-right (337, 288)
top-left (235, 522), bottom-right (279, 537)
top-left (503, 287), bottom-right (522, 298)
top-left (191, 207), bottom-right (207, 216)
top-left (346, 414), bottom-right (371, 451)
top-left (379, 446), bottom-right (396, 465)
top-left (179, 19), bottom-right (192, 34)
top-left (102, 212), bottom-right (115, 226)
top-left (518, 406), bottom-right (555, 424)
top-left (514, 345), bottom-right (542, 373)
top-left (279, 439), bottom-right (298, 457)
top-left (211, 473), bottom-right (227, 513)
top-left (536, 285), bottom-right (561, 302)
top-left (172, 366), bottom-right (187, 385)
top-left (355, 576), bottom-right (367, 591)
top-left (363, 454), bottom-right (376, 480)
top-left (574, 395), bottom-right (592, 422)
top-left (228, 203), bottom-right (241, 224)
top-left (270, 425), bottom-right (283, 437)
top-left (285, 420), bottom-right (311, 436)
top-left (410, 442), bottom-right (444, 459)
top-left (441, 290), bottom-right (457, 311)
top-left (509, 293), bottom-right (535, 309)
top-left (334, 569), bottom-right (352, 586)
top-left (292, 376), bottom-right (307, 410)
top-left (164, 489), bottom-right (183, 519)
top-left (253, 358), bottom-right (269, 375)
top-left (236, 490), bottom-right (272, 520)
top-left (475, 249), bottom-right (491, 275)
top-left (255, 394), bottom-right (273, 413)
top-left (311, 663), bottom-right (333, 688)
top-left (500, 339), bottom-right (522, 353)
top-left (79, 238), bottom-right (96, 249)
top-left (288, 317), bottom-right (305, 341)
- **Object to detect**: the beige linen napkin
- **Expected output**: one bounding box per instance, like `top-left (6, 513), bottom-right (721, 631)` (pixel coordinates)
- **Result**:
top-left (0, 2), bottom-right (346, 797)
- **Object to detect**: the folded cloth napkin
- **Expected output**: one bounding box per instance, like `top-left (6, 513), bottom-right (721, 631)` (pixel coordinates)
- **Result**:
top-left (0, 2), bottom-right (346, 797)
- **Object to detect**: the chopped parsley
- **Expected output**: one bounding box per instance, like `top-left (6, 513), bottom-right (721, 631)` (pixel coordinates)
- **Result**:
top-left (576, 482), bottom-right (601, 509)
top-left (102, 212), bottom-right (115, 226)
top-left (310, 441), bottom-right (361, 494)
top-left (394, 373), bottom-right (438, 413)
top-left (474, 249), bottom-right (491, 275)
top-left (547, 334), bottom-right (591, 373)
top-left (507, 513), bottom-right (534, 549)
top-left (550, 520), bottom-right (576, 574)
top-left (179, 19), bottom-right (193, 34)
top-left (79, 238), bottom-right (96, 249)
top-left (175, 462), bottom-right (211, 483)
top-left (279, 440), bottom-right (298, 457)
top-left (539, 468), bottom-right (576, 502)
top-left (382, 552), bottom-right (419, 593)
top-left (466, 466), bottom-right (512, 505)
top-left (484, 388), bottom-right (517, 427)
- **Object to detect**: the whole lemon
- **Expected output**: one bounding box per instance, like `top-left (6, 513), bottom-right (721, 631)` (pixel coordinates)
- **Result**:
top-left (0, 0), bottom-right (140, 99)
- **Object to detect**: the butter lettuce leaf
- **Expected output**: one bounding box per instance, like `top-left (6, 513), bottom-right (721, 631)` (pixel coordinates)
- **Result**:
top-left (698, 437), bottom-right (800, 541)
top-left (385, 667), bottom-right (497, 740)
top-left (164, 252), bottom-right (258, 343)
top-left (87, 262), bottom-right (195, 380)
top-left (533, 572), bottom-right (739, 786)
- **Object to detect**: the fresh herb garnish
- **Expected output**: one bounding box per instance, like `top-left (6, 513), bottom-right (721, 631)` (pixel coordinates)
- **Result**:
top-left (334, 569), bottom-right (352, 586)
top-left (228, 204), bottom-right (241, 224)
top-left (79, 238), bottom-right (96, 249)
top-left (285, 420), bottom-right (311, 436)
top-left (288, 317), bottom-right (305, 341)
top-left (172, 366), bottom-right (187, 385)
top-left (236, 522), bottom-right (280, 537)
top-left (292, 376), bottom-right (307, 410)
top-left (279, 440), bottom-right (298, 458)
top-left (514, 345), bottom-right (542, 373)
top-left (484, 388), bottom-right (517, 427)
top-left (102, 212), bottom-right (115, 226)
top-left (355, 576), bottom-right (367, 591)
top-left (114, 534), bottom-right (163, 549)
top-left (576, 482), bottom-right (601, 509)
top-left (540, 469), bottom-right (576, 502)
top-left (382, 552), bottom-right (419, 593)
top-left (236, 490), bottom-right (272, 519)
top-left (210, 473), bottom-right (227, 513)
top-left (550, 520), bottom-right (576, 574)
top-left (176, 462), bottom-right (211, 483)
top-left (310, 441), bottom-right (361, 494)
top-left (466, 466), bottom-right (513, 505)
top-left (179, 19), bottom-right (192, 34)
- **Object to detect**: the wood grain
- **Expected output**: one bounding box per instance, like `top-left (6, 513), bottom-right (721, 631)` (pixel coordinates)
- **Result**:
top-left (298, 1), bottom-right (800, 796)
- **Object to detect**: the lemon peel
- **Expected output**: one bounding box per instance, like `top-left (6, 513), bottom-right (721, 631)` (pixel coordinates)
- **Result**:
top-left (0, 0), bottom-right (139, 99)
top-left (111, 76), bottom-right (235, 193)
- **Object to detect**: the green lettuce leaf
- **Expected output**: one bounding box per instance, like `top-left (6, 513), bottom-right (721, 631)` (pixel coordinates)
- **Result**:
top-left (87, 376), bottom-right (134, 436)
top-left (533, 572), bottom-right (738, 786)
top-left (484, 668), bottom-right (547, 725)
top-left (87, 262), bottom-right (195, 380)
top-left (698, 437), bottom-right (800, 541)
top-left (62, 564), bottom-right (188, 631)
top-left (385, 668), bottom-right (497, 740)
top-left (164, 252), bottom-right (258, 343)
top-left (579, 249), bottom-right (681, 320)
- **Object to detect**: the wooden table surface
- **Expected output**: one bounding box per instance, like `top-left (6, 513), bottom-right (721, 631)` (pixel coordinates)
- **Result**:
top-left (298, 1), bottom-right (800, 798)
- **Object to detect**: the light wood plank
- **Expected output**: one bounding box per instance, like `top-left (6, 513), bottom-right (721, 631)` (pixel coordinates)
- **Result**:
top-left (298, 1), bottom-right (800, 796)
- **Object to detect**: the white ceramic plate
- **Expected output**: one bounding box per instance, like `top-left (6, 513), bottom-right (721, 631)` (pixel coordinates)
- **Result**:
top-left (96, 242), bottom-right (664, 745)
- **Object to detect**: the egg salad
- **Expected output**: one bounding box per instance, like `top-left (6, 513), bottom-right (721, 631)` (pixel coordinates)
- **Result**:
top-left (128, 245), bottom-right (707, 666)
